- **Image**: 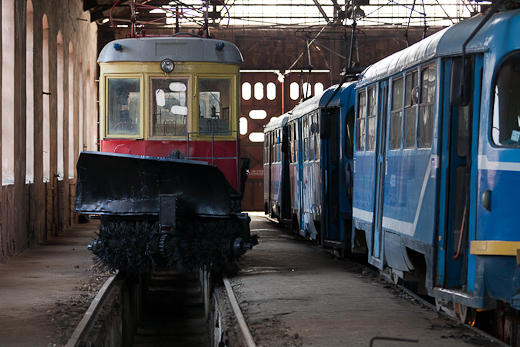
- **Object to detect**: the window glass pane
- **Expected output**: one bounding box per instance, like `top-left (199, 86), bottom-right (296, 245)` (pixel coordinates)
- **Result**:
top-left (254, 82), bottom-right (263, 100)
top-left (390, 77), bottom-right (403, 150)
top-left (492, 53), bottom-right (520, 147)
top-left (150, 78), bottom-right (188, 136)
top-left (357, 90), bottom-right (366, 151)
top-left (404, 106), bottom-right (416, 148)
top-left (303, 82), bottom-right (311, 99)
top-left (249, 132), bottom-right (264, 142)
top-left (345, 110), bottom-right (355, 159)
top-left (418, 65), bottom-right (435, 148)
top-left (199, 78), bottom-right (231, 135)
top-left (266, 82), bottom-right (276, 100)
top-left (314, 82), bottom-right (324, 96)
top-left (242, 82), bottom-right (251, 100)
top-left (290, 82), bottom-right (299, 100)
top-left (249, 109), bottom-right (267, 119)
top-left (239, 117), bottom-right (248, 135)
top-left (107, 78), bottom-right (140, 136)
top-left (405, 71), bottom-right (418, 107)
top-left (367, 87), bottom-right (376, 151)
top-left (392, 77), bottom-right (403, 111)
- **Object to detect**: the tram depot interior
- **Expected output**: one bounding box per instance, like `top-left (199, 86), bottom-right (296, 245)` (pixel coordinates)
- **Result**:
top-left (0, 0), bottom-right (485, 264)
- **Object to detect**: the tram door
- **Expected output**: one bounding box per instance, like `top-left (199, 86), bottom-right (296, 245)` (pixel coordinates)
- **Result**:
top-left (322, 108), bottom-right (342, 245)
top-left (440, 57), bottom-right (477, 289)
top-left (372, 81), bottom-right (389, 264)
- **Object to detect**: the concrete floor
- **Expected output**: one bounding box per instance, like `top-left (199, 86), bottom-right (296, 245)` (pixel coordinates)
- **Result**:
top-left (0, 221), bottom-right (101, 347)
top-left (230, 213), bottom-right (503, 347)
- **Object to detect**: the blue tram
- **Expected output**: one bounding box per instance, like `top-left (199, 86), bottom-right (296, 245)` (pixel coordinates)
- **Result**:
top-left (264, 83), bottom-right (356, 246)
top-left (265, 5), bottom-right (520, 324)
top-left (353, 7), bottom-right (520, 321)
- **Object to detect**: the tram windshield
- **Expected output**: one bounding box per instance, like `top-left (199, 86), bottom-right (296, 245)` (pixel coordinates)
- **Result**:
top-left (107, 78), bottom-right (140, 136)
top-left (492, 53), bottom-right (520, 147)
top-left (198, 78), bottom-right (231, 135)
top-left (150, 77), bottom-right (189, 137)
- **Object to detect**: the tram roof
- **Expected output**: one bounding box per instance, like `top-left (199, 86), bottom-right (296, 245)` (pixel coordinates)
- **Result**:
top-left (288, 82), bottom-right (356, 121)
top-left (264, 113), bottom-right (290, 132)
top-left (98, 36), bottom-right (243, 65)
top-left (357, 9), bottom-right (520, 87)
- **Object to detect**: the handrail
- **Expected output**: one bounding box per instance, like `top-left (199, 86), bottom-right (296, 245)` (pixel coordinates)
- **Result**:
top-left (185, 129), bottom-right (240, 190)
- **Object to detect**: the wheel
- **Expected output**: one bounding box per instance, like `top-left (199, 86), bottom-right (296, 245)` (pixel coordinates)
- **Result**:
top-left (456, 303), bottom-right (476, 325)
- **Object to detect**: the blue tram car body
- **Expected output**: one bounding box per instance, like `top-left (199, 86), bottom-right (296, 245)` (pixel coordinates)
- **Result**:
top-left (264, 7), bottom-right (520, 318)
top-left (264, 83), bottom-right (356, 246)
top-left (353, 8), bottom-right (520, 312)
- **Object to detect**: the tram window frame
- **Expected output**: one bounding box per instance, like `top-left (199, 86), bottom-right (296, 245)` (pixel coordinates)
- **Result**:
top-left (491, 52), bottom-right (520, 148)
top-left (309, 113), bottom-right (315, 161)
top-left (303, 117), bottom-right (309, 161)
top-left (196, 76), bottom-right (235, 137)
top-left (366, 86), bottom-right (377, 151)
top-left (418, 64), bottom-right (436, 149)
top-left (390, 76), bottom-right (404, 150)
top-left (149, 76), bottom-right (190, 138)
top-left (404, 70), bottom-right (419, 149)
top-left (105, 76), bottom-right (143, 138)
top-left (315, 112), bottom-right (320, 161)
top-left (345, 108), bottom-right (355, 159)
top-left (356, 90), bottom-right (367, 151)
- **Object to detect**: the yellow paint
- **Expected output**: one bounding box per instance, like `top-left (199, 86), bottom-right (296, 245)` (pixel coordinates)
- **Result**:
top-left (470, 241), bottom-right (520, 256)
top-left (99, 61), bottom-right (240, 141)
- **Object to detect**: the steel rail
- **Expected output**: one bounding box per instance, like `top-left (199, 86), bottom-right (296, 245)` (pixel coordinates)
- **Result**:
top-left (65, 272), bottom-right (119, 347)
top-left (223, 274), bottom-right (257, 347)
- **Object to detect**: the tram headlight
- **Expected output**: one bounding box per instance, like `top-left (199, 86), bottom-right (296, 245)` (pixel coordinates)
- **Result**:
top-left (160, 59), bottom-right (175, 73)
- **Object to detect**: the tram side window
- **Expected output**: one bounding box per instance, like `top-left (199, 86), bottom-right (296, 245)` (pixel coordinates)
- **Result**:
top-left (303, 117), bottom-right (309, 161)
top-left (315, 113), bottom-right (320, 160)
top-left (357, 90), bottom-right (366, 151)
top-left (199, 78), bottom-right (232, 135)
top-left (418, 65), bottom-right (436, 148)
top-left (264, 135), bottom-right (269, 164)
top-left (390, 77), bottom-right (404, 150)
top-left (107, 78), bottom-right (140, 136)
top-left (492, 53), bottom-right (520, 147)
top-left (150, 78), bottom-right (188, 137)
top-left (309, 114), bottom-right (315, 160)
top-left (367, 87), bottom-right (377, 151)
top-left (404, 70), bottom-right (418, 148)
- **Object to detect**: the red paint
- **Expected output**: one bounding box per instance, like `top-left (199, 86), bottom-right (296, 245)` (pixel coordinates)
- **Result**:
top-left (101, 138), bottom-right (239, 191)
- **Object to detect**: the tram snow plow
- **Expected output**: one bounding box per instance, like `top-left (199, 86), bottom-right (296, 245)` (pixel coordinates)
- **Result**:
top-left (75, 151), bottom-right (257, 275)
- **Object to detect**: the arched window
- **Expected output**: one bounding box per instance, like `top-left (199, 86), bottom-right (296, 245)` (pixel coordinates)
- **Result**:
top-left (314, 82), bottom-right (324, 96)
top-left (57, 32), bottom-right (64, 180)
top-left (290, 82), bottom-right (299, 100)
top-left (302, 82), bottom-right (311, 98)
top-left (249, 110), bottom-right (267, 120)
top-left (242, 82), bottom-right (251, 100)
top-left (26, 0), bottom-right (34, 183)
top-left (68, 43), bottom-right (74, 179)
top-left (254, 82), bottom-right (264, 100)
top-left (42, 14), bottom-right (50, 182)
top-left (266, 82), bottom-right (276, 100)
top-left (2, 0), bottom-right (15, 184)
top-left (239, 117), bottom-right (248, 135)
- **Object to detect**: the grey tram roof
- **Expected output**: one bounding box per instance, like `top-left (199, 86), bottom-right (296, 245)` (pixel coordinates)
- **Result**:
top-left (98, 36), bottom-right (243, 65)
top-left (358, 9), bottom-right (520, 87)
top-left (288, 82), bottom-right (356, 122)
top-left (265, 82), bottom-right (357, 131)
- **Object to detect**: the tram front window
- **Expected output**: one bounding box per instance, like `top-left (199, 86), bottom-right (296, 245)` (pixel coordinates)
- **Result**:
top-left (107, 78), bottom-right (140, 136)
top-left (198, 78), bottom-right (232, 135)
top-left (151, 78), bottom-right (189, 137)
top-left (492, 53), bottom-right (520, 147)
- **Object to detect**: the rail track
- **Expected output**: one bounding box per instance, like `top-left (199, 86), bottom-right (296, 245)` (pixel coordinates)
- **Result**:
top-left (65, 268), bottom-right (255, 347)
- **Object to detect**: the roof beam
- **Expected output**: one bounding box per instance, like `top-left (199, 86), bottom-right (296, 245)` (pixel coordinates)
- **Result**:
top-left (312, 0), bottom-right (331, 24)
